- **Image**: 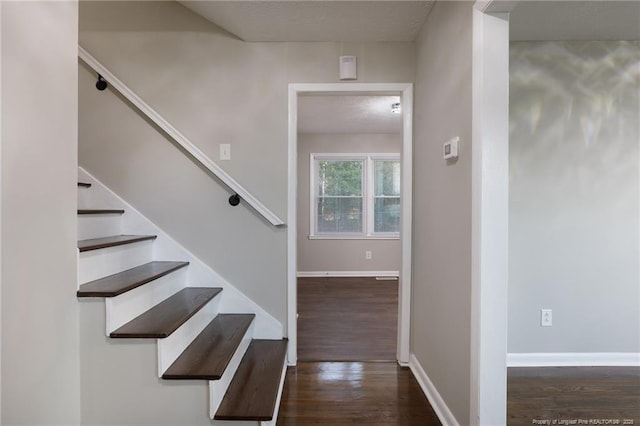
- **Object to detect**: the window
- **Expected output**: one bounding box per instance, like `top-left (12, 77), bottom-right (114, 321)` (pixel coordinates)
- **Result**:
top-left (311, 154), bottom-right (400, 239)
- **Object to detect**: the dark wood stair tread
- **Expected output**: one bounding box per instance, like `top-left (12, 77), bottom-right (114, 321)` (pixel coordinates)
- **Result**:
top-left (110, 287), bottom-right (222, 338)
top-left (163, 314), bottom-right (255, 380)
top-left (77, 261), bottom-right (190, 298)
top-left (78, 182), bottom-right (92, 188)
top-left (78, 235), bottom-right (157, 252)
top-left (214, 339), bottom-right (288, 421)
top-left (78, 209), bottom-right (125, 215)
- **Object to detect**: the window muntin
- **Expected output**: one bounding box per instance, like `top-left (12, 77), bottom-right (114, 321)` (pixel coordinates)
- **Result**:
top-left (311, 154), bottom-right (400, 239)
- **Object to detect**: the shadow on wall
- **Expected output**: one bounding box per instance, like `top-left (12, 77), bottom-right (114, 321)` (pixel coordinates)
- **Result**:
top-left (510, 41), bottom-right (639, 215)
top-left (508, 40), bottom-right (640, 354)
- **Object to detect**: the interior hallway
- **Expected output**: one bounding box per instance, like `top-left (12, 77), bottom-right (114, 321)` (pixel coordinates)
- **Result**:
top-left (286, 277), bottom-right (439, 424)
top-left (297, 277), bottom-right (398, 361)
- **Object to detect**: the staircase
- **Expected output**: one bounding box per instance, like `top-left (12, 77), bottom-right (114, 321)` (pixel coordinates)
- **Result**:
top-left (76, 172), bottom-right (287, 424)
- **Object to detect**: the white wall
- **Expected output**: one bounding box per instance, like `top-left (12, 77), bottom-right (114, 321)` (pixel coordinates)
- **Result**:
top-left (412, 1), bottom-right (474, 423)
top-left (509, 41), bottom-right (640, 354)
top-left (297, 133), bottom-right (401, 273)
top-left (78, 0), bottom-right (414, 331)
top-left (1, 1), bottom-right (80, 424)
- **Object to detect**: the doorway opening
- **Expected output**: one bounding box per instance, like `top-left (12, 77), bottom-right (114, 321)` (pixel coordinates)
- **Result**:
top-left (287, 83), bottom-right (413, 366)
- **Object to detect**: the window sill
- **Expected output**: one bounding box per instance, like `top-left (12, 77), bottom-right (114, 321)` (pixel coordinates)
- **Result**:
top-left (308, 234), bottom-right (400, 241)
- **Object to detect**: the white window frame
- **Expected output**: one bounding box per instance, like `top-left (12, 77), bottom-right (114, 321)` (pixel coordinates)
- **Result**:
top-left (310, 153), bottom-right (400, 240)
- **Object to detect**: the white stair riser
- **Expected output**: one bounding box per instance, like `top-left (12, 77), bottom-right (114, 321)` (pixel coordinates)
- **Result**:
top-left (208, 321), bottom-right (255, 419)
top-left (77, 185), bottom-right (97, 210)
top-left (78, 187), bottom-right (122, 211)
top-left (157, 295), bottom-right (221, 377)
top-left (79, 240), bottom-right (154, 284)
top-left (218, 291), bottom-right (281, 339)
top-left (78, 214), bottom-right (123, 240)
top-left (78, 171), bottom-right (124, 211)
top-left (104, 268), bottom-right (187, 335)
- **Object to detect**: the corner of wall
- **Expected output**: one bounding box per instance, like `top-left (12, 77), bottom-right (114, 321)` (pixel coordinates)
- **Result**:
top-left (409, 354), bottom-right (460, 426)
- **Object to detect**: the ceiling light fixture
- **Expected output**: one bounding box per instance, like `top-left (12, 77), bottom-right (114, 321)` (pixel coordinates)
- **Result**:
top-left (391, 102), bottom-right (401, 114)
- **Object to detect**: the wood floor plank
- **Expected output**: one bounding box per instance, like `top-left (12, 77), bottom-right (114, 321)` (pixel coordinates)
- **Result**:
top-left (507, 366), bottom-right (640, 425)
top-left (162, 314), bottom-right (255, 380)
top-left (276, 362), bottom-right (441, 425)
top-left (77, 261), bottom-right (189, 298)
top-left (215, 339), bottom-right (288, 421)
top-left (297, 277), bottom-right (398, 361)
top-left (110, 287), bottom-right (222, 338)
top-left (78, 234), bottom-right (157, 252)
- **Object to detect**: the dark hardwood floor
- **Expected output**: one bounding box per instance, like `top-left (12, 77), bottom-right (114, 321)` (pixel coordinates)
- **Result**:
top-left (297, 277), bottom-right (398, 361)
top-left (286, 277), bottom-right (436, 424)
top-left (508, 367), bottom-right (640, 425)
top-left (292, 279), bottom-right (639, 425)
top-left (277, 362), bottom-right (442, 425)
top-left (277, 365), bottom-right (639, 425)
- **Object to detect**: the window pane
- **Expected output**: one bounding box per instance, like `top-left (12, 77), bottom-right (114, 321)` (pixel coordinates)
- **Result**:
top-left (374, 160), bottom-right (400, 196)
top-left (317, 197), bottom-right (363, 233)
top-left (374, 197), bottom-right (400, 233)
top-left (317, 160), bottom-right (363, 197)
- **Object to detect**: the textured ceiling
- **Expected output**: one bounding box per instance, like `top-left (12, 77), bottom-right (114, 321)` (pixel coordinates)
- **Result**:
top-left (511, 1), bottom-right (640, 41)
top-left (179, 1), bottom-right (435, 42)
top-left (298, 95), bottom-right (402, 134)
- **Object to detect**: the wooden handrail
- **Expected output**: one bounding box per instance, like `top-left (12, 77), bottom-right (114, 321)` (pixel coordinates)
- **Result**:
top-left (78, 46), bottom-right (285, 227)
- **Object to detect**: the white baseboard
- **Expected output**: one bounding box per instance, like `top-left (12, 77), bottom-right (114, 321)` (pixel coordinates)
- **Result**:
top-left (409, 354), bottom-right (460, 426)
top-left (507, 352), bottom-right (640, 367)
top-left (297, 270), bottom-right (399, 278)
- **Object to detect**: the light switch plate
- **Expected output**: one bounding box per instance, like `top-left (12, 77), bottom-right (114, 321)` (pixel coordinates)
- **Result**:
top-left (220, 144), bottom-right (231, 161)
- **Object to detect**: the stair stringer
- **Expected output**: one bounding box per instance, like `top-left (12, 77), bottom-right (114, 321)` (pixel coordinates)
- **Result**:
top-left (78, 167), bottom-right (283, 340)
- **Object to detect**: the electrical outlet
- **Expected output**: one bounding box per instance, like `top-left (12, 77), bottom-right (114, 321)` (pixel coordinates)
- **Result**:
top-left (540, 309), bottom-right (552, 327)
top-left (365, 250), bottom-right (372, 260)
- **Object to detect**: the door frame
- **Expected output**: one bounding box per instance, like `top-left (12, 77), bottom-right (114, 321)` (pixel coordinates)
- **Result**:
top-left (287, 83), bottom-right (414, 365)
top-left (470, 1), bottom-right (512, 424)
